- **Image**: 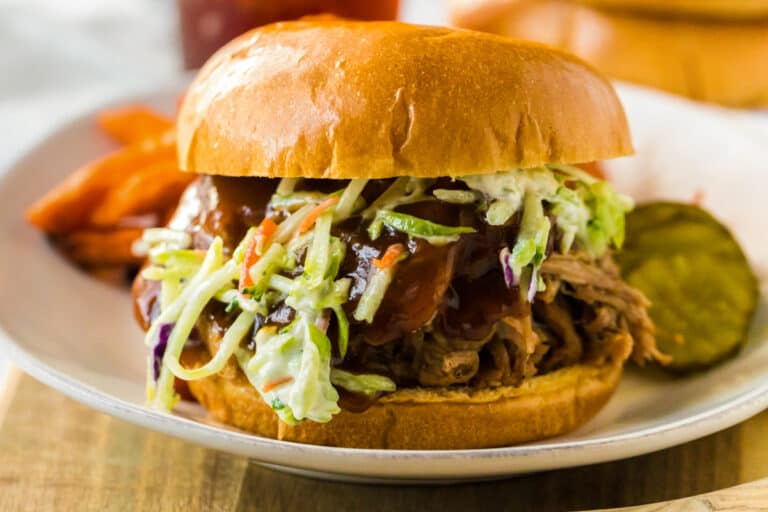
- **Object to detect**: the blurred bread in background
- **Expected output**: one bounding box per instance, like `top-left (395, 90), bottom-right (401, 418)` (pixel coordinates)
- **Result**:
top-left (449, 0), bottom-right (768, 107)
top-left (575, 0), bottom-right (768, 20)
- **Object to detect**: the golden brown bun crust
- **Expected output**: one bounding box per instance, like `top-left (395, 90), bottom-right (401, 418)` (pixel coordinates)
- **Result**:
top-left (451, 1), bottom-right (768, 107)
top-left (450, 0), bottom-right (768, 26)
top-left (183, 347), bottom-right (623, 449)
top-left (574, 0), bottom-right (768, 20)
top-left (177, 20), bottom-right (633, 180)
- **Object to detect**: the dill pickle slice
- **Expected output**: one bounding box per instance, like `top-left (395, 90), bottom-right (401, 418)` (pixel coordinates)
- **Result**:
top-left (618, 202), bottom-right (759, 371)
top-left (618, 202), bottom-right (737, 275)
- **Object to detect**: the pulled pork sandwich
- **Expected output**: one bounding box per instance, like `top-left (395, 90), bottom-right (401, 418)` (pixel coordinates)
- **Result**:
top-left (132, 19), bottom-right (664, 449)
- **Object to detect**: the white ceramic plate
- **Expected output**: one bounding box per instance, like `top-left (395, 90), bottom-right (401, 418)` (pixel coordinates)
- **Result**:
top-left (1, 90), bottom-right (767, 483)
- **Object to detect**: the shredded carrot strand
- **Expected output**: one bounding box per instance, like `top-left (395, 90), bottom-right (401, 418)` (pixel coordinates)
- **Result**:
top-left (373, 243), bottom-right (406, 269)
top-left (239, 217), bottom-right (278, 292)
top-left (295, 196), bottom-right (340, 237)
top-left (239, 237), bottom-right (259, 291)
top-left (256, 217), bottom-right (278, 250)
top-left (262, 376), bottom-right (294, 393)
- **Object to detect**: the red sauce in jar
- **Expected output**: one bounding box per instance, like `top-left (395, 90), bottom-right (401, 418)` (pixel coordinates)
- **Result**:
top-left (177, 0), bottom-right (399, 69)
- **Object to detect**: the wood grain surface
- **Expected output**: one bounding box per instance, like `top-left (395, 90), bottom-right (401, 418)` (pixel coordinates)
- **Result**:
top-left (0, 369), bottom-right (766, 511)
top-left (602, 479), bottom-right (768, 511)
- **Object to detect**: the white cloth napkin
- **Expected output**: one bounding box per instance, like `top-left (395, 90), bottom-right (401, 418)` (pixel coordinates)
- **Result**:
top-left (607, 83), bottom-right (768, 274)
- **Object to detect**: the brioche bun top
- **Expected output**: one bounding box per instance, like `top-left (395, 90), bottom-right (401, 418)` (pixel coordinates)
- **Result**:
top-left (177, 19), bottom-right (632, 180)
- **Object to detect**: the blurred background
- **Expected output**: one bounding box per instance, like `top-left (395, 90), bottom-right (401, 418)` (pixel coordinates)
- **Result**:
top-left (450, 0), bottom-right (768, 108)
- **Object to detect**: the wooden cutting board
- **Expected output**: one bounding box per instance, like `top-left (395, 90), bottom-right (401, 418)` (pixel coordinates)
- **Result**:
top-left (0, 367), bottom-right (766, 511)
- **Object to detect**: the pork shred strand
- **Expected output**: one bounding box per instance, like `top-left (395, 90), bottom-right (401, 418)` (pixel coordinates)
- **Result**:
top-left (540, 253), bottom-right (668, 365)
top-left (423, 252), bottom-right (665, 387)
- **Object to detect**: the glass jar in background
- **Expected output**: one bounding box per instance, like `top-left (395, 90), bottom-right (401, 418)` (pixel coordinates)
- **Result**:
top-left (178, 0), bottom-right (400, 69)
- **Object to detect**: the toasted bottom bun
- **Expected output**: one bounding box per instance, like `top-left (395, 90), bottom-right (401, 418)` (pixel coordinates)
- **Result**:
top-left (182, 347), bottom-right (623, 449)
top-left (451, 0), bottom-right (768, 108)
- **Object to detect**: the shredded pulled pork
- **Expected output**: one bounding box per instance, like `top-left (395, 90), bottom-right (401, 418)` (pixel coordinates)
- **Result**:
top-left (414, 252), bottom-right (665, 389)
top-left (540, 253), bottom-right (669, 365)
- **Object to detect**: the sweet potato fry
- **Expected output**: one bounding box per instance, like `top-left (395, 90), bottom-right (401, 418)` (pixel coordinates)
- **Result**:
top-left (59, 228), bottom-right (144, 266)
top-left (97, 106), bottom-right (174, 145)
top-left (90, 159), bottom-right (195, 227)
top-left (25, 134), bottom-right (176, 234)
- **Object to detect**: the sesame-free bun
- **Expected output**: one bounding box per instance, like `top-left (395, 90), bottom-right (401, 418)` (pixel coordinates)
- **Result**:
top-left (177, 20), bottom-right (632, 180)
top-left (183, 347), bottom-right (623, 449)
top-left (450, 0), bottom-right (768, 107)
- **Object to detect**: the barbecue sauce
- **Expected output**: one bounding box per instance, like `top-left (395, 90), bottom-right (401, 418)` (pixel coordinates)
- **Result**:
top-left (132, 176), bottom-right (530, 410)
